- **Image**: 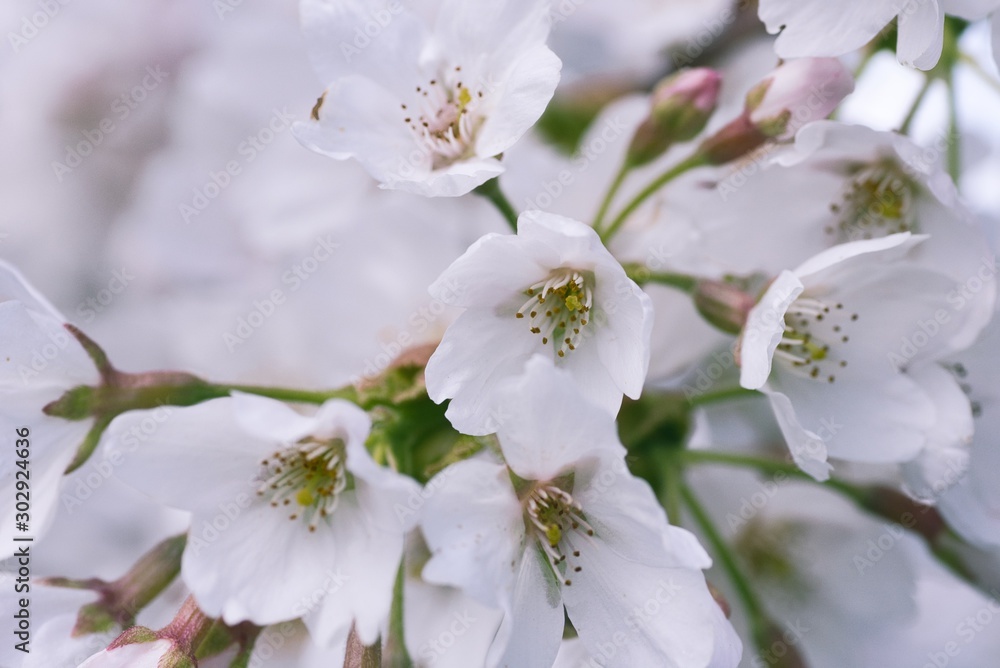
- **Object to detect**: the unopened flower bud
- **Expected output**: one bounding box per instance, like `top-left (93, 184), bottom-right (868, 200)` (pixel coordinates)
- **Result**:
top-left (627, 68), bottom-right (722, 167)
top-left (79, 633), bottom-right (179, 668)
top-left (746, 58), bottom-right (854, 139)
top-left (697, 58), bottom-right (853, 165)
top-left (693, 280), bottom-right (755, 335)
top-left (81, 597), bottom-right (217, 668)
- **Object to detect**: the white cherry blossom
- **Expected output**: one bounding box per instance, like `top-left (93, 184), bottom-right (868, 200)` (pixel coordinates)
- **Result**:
top-left (739, 233), bottom-right (984, 478)
top-left (425, 210), bottom-right (654, 435)
top-left (105, 393), bottom-right (419, 650)
top-left (758, 0), bottom-right (946, 69)
top-left (294, 0), bottom-right (561, 196)
top-left (0, 262), bottom-right (100, 557)
top-left (421, 356), bottom-right (740, 667)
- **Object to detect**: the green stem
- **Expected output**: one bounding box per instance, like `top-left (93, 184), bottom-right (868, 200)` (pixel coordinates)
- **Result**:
top-left (387, 561), bottom-right (413, 667)
top-left (662, 453), bottom-right (684, 525)
top-left (898, 76), bottom-right (934, 134)
top-left (474, 177), bottom-right (518, 231)
top-left (644, 272), bottom-right (700, 293)
top-left (679, 481), bottom-right (771, 654)
top-left (593, 163), bottom-right (630, 230)
top-left (944, 68), bottom-right (962, 184)
top-left (600, 153), bottom-right (707, 243)
top-left (215, 383), bottom-right (359, 406)
top-left (852, 45), bottom-right (879, 81)
top-left (959, 52), bottom-right (1000, 96)
top-left (622, 263), bottom-right (703, 293)
top-left (687, 386), bottom-right (758, 408)
top-left (680, 449), bottom-right (866, 503)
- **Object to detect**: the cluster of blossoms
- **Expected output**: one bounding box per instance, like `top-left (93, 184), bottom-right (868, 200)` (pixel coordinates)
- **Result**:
top-left (3, 0), bottom-right (1000, 666)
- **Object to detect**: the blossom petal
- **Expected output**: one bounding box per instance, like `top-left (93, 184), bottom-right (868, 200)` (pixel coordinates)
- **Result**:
top-left (231, 391), bottom-right (320, 443)
top-left (420, 457), bottom-right (524, 606)
top-left (475, 44), bottom-right (562, 158)
top-left (759, 0), bottom-right (900, 58)
top-left (183, 501), bottom-right (338, 626)
top-left (761, 388), bottom-right (833, 480)
top-left (307, 493), bottom-right (404, 646)
top-left (427, 233), bottom-right (549, 309)
top-left (572, 453), bottom-right (679, 567)
top-left (897, 0), bottom-right (944, 70)
top-left (105, 401), bottom-right (266, 510)
top-left (300, 0), bottom-right (427, 100)
top-left (0, 260), bottom-right (65, 320)
top-left (767, 369), bottom-right (935, 463)
top-left (900, 364), bottom-right (973, 503)
top-left (739, 271), bottom-right (803, 390)
top-left (0, 303), bottom-right (98, 390)
top-left (425, 309), bottom-right (537, 435)
top-left (495, 356), bottom-right (624, 481)
top-left (562, 543), bottom-right (717, 668)
top-left (293, 75), bottom-right (422, 183)
top-left (592, 268), bottom-right (654, 398)
top-left (488, 546), bottom-right (564, 668)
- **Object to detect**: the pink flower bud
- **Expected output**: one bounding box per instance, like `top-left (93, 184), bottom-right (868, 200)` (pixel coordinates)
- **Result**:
top-left (697, 58), bottom-right (853, 165)
top-left (627, 68), bottom-right (722, 167)
top-left (746, 58), bottom-right (854, 138)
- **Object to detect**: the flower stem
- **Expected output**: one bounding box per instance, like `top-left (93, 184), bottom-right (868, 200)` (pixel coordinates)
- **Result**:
top-left (386, 562), bottom-right (413, 667)
top-left (679, 481), bottom-right (772, 655)
top-left (344, 625), bottom-right (382, 668)
top-left (680, 449), bottom-right (867, 503)
top-left (898, 75), bottom-right (935, 134)
top-left (600, 153), bottom-right (707, 243)
top-left (944, 68), bottom-right (962, 184)
top-left (686, 386), bottom-right (757, 408)
top-left (622, 262), bottom-right (704, 293)
top-left (474, 177), bottom-right (518, 231)
top-left (215, 383), bottom-right (359, 406)
top-left (959, 52), bottom-right (1000, 96)
top-left (662, 453), bottom-right (684, 525)
top-left (593, 163), bottom-right (630, 230)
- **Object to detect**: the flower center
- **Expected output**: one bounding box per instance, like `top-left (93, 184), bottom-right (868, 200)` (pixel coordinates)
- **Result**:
top-left (256, 437), bottom-right (349, 532)
top-left (735, 519), bottom-right (802, 586)
top-left (827, 162), bottom-right (916, 243)
top-left (401, 65), bottom-right (486, 169)
top-left (516, 270), bottom-right (594, 358)
top-left (774, 296), bottom-right (859, 383)
top-left (525, 484), bottom-right (594, 586)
